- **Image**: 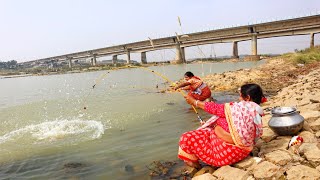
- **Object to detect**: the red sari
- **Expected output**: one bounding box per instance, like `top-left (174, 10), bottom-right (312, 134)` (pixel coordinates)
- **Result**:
top-left (178, 101), bottom-right (263, 167)
top-left (187, 76), bottom-right (211, 101)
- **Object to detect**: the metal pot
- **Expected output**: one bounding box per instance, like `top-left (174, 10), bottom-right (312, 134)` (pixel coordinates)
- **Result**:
top-left (268, 107), bottom-right (304, 136)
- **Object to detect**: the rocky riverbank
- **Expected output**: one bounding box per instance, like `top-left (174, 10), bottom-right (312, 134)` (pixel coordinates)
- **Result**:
top-left (150, 57), bottom-right (320, 179)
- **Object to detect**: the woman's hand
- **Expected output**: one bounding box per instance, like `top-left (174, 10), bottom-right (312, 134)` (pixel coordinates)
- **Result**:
top-left (184, 95), bottom-right (195, 105)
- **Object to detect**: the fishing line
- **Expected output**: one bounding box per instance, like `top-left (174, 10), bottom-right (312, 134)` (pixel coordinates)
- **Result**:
top-left (82, 71), bottom-right (110, 110)
top-left (128, 65), bottom-right (204, 123)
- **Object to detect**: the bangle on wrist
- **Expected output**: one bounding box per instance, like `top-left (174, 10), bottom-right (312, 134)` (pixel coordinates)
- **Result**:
top-left (195, 100), bottom-right (199, 107)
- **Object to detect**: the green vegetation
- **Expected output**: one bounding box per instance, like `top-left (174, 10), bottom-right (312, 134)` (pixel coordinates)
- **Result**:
top-left (282, 45), bottom-right (320, 64)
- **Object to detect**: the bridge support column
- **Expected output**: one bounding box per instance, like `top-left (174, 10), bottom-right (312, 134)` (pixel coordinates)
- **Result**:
top-left (126, 51), bottom-right (131, 64)
top-left (141, 52), bottom-right (147, 64)
top-left (112, 55), bottom-right (118, 64)
top-left (247, 34), bottom-right (260, 61)
top-left (68, 58), bottom-right (72, 69)
top-left (181, 47), bottom-right (186, 63)
top-left (251, 34), bottom-right (257, 55)
top-left (310, 33), bottom-right (315, 48)
top-left (175, 43), bottom-right (185, 64)
top-left (232, 41), bottom-right (239, 58)
top-left (92, 55), bottom-right (97, 66)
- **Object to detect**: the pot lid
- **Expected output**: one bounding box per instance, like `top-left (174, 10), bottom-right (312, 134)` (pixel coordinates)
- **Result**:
top-left (271, 107), bottom-right (296, 115)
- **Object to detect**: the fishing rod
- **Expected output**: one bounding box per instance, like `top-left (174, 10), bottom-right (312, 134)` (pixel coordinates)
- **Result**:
top-left (147, 37), bottom-right (204, 123)
top-left (128, 65), bottom-right (204, 124)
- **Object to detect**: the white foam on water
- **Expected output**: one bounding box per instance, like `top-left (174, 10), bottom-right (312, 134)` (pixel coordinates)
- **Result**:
top-left (0, 119), bottom-right (105, 145)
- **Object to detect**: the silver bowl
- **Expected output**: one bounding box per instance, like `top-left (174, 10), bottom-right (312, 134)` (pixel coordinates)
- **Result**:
top-left (268, 107), bottom-right (304, 136)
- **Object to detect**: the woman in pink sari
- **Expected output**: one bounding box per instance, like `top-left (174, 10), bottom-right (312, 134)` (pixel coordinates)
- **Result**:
top-left (178, 83), bottom-right (266, 168)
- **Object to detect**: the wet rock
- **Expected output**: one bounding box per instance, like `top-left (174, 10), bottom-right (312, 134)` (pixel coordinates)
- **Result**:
top-left (170, 165), bottom-right (198, 178)
top-left (286, 165), bottom-right (320, 180)
top-left (264, 150), bottom-right (292, 166)
top-left (212, 165), bottom-right (249, 180)
top-left (192, 173), bottom-right (217, 180)
top-left (193, 166), bottom-right (215, 177)
top-left (252, 161), bottom-right (282, 179)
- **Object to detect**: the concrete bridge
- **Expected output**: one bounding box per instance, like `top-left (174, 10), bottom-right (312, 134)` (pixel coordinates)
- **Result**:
top-left (25, 15), bottom-right (320, 68)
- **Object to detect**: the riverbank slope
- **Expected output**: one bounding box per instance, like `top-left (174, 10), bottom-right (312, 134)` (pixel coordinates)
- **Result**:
top-left (150, 47), bottom-right (320, 179)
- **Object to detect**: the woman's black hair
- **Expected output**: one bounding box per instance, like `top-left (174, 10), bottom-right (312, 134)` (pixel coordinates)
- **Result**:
top-left (184, 71), bottom-right (194, 77)
top-left (240, 83), bottom-right (264, 104)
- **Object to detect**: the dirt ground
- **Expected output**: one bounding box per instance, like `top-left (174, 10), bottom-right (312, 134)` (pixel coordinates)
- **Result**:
top-left (202, 57), bottom-right (320, 96)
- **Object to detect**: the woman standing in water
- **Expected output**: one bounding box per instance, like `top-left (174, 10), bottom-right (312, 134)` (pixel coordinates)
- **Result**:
top-left (178, 83), bottom-right (266, 168)
top-left (174, 71), bottom-right (212, 101)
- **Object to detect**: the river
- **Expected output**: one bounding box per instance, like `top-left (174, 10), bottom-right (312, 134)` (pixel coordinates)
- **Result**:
top-left (0, 61), bottom-right (264, 179)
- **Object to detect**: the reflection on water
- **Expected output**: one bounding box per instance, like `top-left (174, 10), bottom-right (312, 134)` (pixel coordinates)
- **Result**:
top-left (0, 61), bottom-right (264, 179)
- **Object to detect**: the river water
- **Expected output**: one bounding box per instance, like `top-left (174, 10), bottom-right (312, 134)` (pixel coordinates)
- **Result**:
top-left (0, 61), bottom-right (264, 179)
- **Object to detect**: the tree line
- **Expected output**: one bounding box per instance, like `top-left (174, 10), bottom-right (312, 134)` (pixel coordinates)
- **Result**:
top-left (0, 60), bottom-right (18, 69)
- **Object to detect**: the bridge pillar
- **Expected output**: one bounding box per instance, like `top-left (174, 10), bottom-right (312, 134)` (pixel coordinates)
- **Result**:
top-left (126, 51), bottom-right (131, 64)
top-left (68, 58), bottom-right (72, 69)
top-left (112, 55), bottom-right (118, 64)
top-left (175, 43), bottom-right (185, 64)
top-left (232, 41), bottom-right (239, 58)
top-left (181, 47), bottom-right (186, 63)
top-left (141, 52), bottom-right (147, 64)
top-left (251, 34), bottom-right (257, 56)
top-left (247, 34), bottom-right (260, 61)
top-left (92, 55), bottom-right (97, 66)
top-left (310, 33), bottom-right (315, 48)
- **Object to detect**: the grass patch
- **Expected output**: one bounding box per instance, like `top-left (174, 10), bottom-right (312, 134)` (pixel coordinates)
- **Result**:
top-left (282, 45), bottom-right (320, 64)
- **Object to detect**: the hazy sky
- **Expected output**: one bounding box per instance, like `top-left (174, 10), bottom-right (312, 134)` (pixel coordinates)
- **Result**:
top-left (0, 0), bottom-right (319, 62)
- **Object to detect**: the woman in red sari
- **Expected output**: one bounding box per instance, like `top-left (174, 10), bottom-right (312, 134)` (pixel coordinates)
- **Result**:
top-left (178, 83), bottom-right (266, 168)
top-left (174, 71), bottom-right (211, 101)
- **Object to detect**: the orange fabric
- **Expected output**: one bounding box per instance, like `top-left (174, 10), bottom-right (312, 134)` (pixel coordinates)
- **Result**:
top-left (187, 76), bottom-right (203, 91)
top-left (188, 86), bottom-right (211, 101)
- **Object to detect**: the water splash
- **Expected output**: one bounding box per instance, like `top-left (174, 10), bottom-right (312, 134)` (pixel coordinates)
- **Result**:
top-left (0, 119), bottom-right (105, 145)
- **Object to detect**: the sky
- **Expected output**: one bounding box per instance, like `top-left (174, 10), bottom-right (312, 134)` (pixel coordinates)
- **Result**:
top-left (0, 0), bottom-right (320, 63)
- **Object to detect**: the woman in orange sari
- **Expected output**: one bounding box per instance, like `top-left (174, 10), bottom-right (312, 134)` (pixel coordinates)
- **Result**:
top-left (174, 71), bottom-right (211, 101)
top-left (178, 83), bottom-right (266, 168)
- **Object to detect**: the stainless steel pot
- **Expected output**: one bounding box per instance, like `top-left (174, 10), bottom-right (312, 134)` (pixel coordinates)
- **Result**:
top-left (268, 107), bottom-right (304, 136)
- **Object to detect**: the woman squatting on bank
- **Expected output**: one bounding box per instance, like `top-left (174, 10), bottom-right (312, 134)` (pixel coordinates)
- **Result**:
top-left (174, 71), bottom-right (212, 101)
top-left (178, 83), bottom-right (266, 168)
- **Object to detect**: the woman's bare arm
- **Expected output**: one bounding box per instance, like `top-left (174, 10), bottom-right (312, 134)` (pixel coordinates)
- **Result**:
top-left (214, 125), bottom-right (234, 144)
top-left (184, 95), bottom-right (205, 109)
